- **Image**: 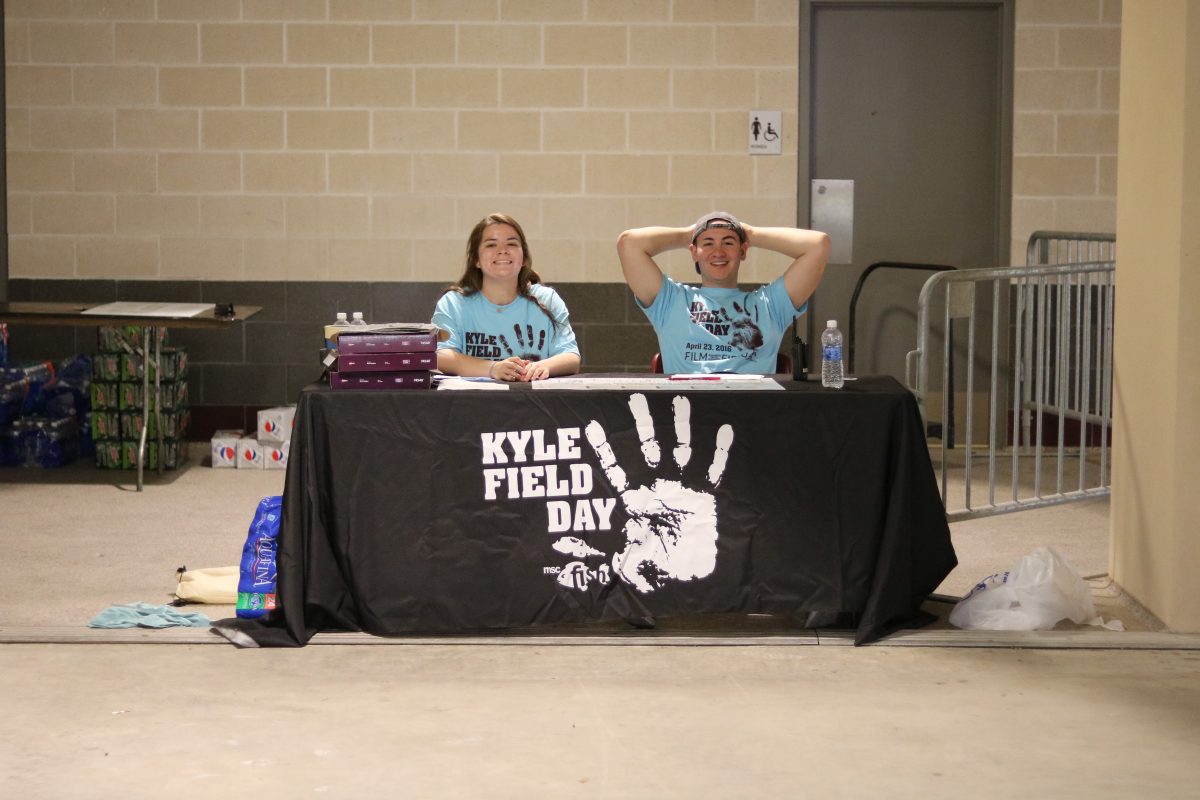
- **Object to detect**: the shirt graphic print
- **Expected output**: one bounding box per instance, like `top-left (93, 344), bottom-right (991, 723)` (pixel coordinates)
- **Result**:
top-left (639, 276), bottom-right (802, 374)
top-left (433, 283), bottom-right (580, 364)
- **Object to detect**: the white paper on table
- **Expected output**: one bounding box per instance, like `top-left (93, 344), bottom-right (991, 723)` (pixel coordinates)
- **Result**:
top-left (532, 375), bottom-right (783, 391)
top-left (80, 301), bottom-right (216, 318)
top-left (435, 377), bottom-right (510, 391)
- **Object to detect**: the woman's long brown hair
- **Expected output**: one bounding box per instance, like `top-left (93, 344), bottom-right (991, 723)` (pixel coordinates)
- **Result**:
top-left (447, 213), bottom-right (557, 327)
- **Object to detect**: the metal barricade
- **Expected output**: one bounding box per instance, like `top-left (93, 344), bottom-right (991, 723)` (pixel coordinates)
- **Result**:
top-left (905, 232), bottom-right (1115, 522)
top-left (1026, 230), bottom-right (1116, 267)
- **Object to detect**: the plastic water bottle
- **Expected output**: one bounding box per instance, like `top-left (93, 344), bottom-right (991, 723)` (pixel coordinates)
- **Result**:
top-left (821, 320), bottom-right (845, 389)
top-left (324, 312), bottom-right (351, 349)
top-left (350, 311), bottom-right (368, 326)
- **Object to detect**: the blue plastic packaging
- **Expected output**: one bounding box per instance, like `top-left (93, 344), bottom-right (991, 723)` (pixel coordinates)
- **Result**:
top-left (0, 355), bottom-right (93, 466)
top-left (0, 416), bottom-right (79, 468)
top-left (236, 495), bottom-right (283, 619)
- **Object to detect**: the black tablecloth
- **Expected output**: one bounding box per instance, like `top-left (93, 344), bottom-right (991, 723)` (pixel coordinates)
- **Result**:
top-left (217, 376), bottom-right (955, 646)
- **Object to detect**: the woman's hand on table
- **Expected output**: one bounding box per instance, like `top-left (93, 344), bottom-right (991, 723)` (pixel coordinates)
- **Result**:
top-left (489, 356), bottom-right (528, 382)
top-left (520, 361), bottom-right (552, 381)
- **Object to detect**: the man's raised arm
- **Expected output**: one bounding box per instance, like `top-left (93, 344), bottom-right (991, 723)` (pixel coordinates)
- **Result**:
top-left (743, 225), bottom-right (832, 310)
top-left (616, 226), bottom-right (691, 307)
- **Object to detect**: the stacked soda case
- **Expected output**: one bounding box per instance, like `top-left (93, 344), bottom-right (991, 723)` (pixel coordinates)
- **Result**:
top-left (90, 326), bottom-right (191, 470)
top-left (210, 405), bottom-right (295, 471)
top-left (0, 355), bottom-right (93, 469)
top-left (324, 322), bottom-right (438, 391)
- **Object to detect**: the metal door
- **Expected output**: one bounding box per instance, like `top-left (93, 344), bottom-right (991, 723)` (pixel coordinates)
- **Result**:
top-left (799, 0), bottom-right (1013, 380)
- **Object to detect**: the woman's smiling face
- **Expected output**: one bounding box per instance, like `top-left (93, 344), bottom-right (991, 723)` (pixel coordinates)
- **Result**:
top-left (476, 223), bottom-right (524, 282)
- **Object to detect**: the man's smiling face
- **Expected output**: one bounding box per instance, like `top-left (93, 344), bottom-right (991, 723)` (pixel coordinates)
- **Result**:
top-left (690, 225), bottom-right (748, 288)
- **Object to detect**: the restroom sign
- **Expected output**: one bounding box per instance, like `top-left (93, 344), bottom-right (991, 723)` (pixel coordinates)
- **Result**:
top-left (748, 110), bottom-right (782, 155)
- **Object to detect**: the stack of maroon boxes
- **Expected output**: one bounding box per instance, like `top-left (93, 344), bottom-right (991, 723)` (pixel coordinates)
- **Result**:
top-left (328, 325), bottom-right (437, 390)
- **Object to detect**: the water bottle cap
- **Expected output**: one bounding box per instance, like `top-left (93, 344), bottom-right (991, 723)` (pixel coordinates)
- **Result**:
top-left (336, 312), bottom-right (347, 320)
top-left (826, 320), bottom-right (837, 327)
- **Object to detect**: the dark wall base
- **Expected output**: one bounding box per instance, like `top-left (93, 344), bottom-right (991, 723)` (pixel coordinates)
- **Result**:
top-left (189, 405), bottom-right (274, 441)
top-left (3, 279), bottom-right (656, 440)
top-left (6, 278), bottom-right (796, 441)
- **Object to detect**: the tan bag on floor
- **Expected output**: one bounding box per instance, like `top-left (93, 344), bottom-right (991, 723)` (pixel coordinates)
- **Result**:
top-left (174, 565), bottom-right (238, 604)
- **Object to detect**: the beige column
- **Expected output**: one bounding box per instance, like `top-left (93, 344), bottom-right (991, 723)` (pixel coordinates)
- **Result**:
top-left (1110, 0), bottom-right (1200, 631)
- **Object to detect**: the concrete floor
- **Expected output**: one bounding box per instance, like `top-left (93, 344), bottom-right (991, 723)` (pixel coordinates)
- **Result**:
top-left (2, 445), bottom-right (1200, 797)
top-left (3, 644), bottom-right (1199, 797)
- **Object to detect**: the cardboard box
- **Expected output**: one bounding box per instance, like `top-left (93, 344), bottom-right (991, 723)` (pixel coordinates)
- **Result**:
top-left (236, 436), bottom-right (264, 469)
top-left (89, 381), bottom-right (120, 411)
top-left (94, 440), bottom-right (123, 469)
top-left (264, 439), bottom-right (290, 470)
top-left (97, 326), bottom-right (168, 354)
top-left (335, 331), bottom-right (437, 354)
top-left (118, 380), bottom-right (188, 412)
top-left (256, 406), bottom-right (295, 444)
top-left (119, 348), bottom-right (188, 382)
top-left (335, 352), bottom-right (437, 372)
top-left (120, 409), bottom-right (191, 440)
top-left (91, 353), bottom-right (121, 382)
top-left (329, 371), bottom-right (431, 390)
top-left (119, 439), bottom-right (187, 470)
top-left (210, 429), bottom-right (243, 468)
top-left (91, 411), bottom-right (121, 440)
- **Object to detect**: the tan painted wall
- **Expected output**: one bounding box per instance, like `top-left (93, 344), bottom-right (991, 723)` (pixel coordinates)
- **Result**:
top-left (4, 0), bottom-right (802, 285)
top-left (5, 0), bottom-right (1121, 286)
top-left (1012, 0), bottom-right (1121, 261)
top-left (1110, 0), bottom-right (1200, 632)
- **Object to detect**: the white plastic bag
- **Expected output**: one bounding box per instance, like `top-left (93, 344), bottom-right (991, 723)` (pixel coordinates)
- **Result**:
top-left (949, 546), bottom-right (1118, 631)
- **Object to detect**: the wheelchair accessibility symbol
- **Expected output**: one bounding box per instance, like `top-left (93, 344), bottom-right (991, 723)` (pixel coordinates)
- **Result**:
top-left (748, 110), bottom-right (783, 155)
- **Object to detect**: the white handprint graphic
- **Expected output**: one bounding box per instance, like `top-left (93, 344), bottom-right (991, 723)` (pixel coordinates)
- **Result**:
top-left (584, 394), bottom-right (734, 594)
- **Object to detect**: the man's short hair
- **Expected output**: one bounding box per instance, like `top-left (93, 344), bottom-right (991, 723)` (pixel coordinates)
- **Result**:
top-left (691, 212), bottom-right (746, 245)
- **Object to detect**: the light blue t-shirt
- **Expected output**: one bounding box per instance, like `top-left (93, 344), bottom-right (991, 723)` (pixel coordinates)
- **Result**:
top-left (638, 275), bottom-right (804, 374)
top-left (432, 284), bottom-right (579, 362)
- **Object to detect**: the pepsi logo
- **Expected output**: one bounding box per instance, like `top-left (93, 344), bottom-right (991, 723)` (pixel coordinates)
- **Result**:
top-left (221, 447), bottom-right (235, 460)
top-left (270, 449), bottom-right (284, 462)
top-left (264, 420), bottom-right (278, 433)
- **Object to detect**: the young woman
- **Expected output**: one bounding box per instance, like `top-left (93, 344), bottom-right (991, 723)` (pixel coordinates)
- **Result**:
top-left (432, 213), bottom-right (581, 382)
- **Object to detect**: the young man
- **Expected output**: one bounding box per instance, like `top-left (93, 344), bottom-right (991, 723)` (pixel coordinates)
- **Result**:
top-left (617, 212), bottom-right (831, 374)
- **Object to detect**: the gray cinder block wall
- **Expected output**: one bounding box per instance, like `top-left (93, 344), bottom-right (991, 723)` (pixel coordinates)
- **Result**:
top-left (7, 278), bottom-right (805, 439)
top-left (5, 278), bottom-right (662, 438)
